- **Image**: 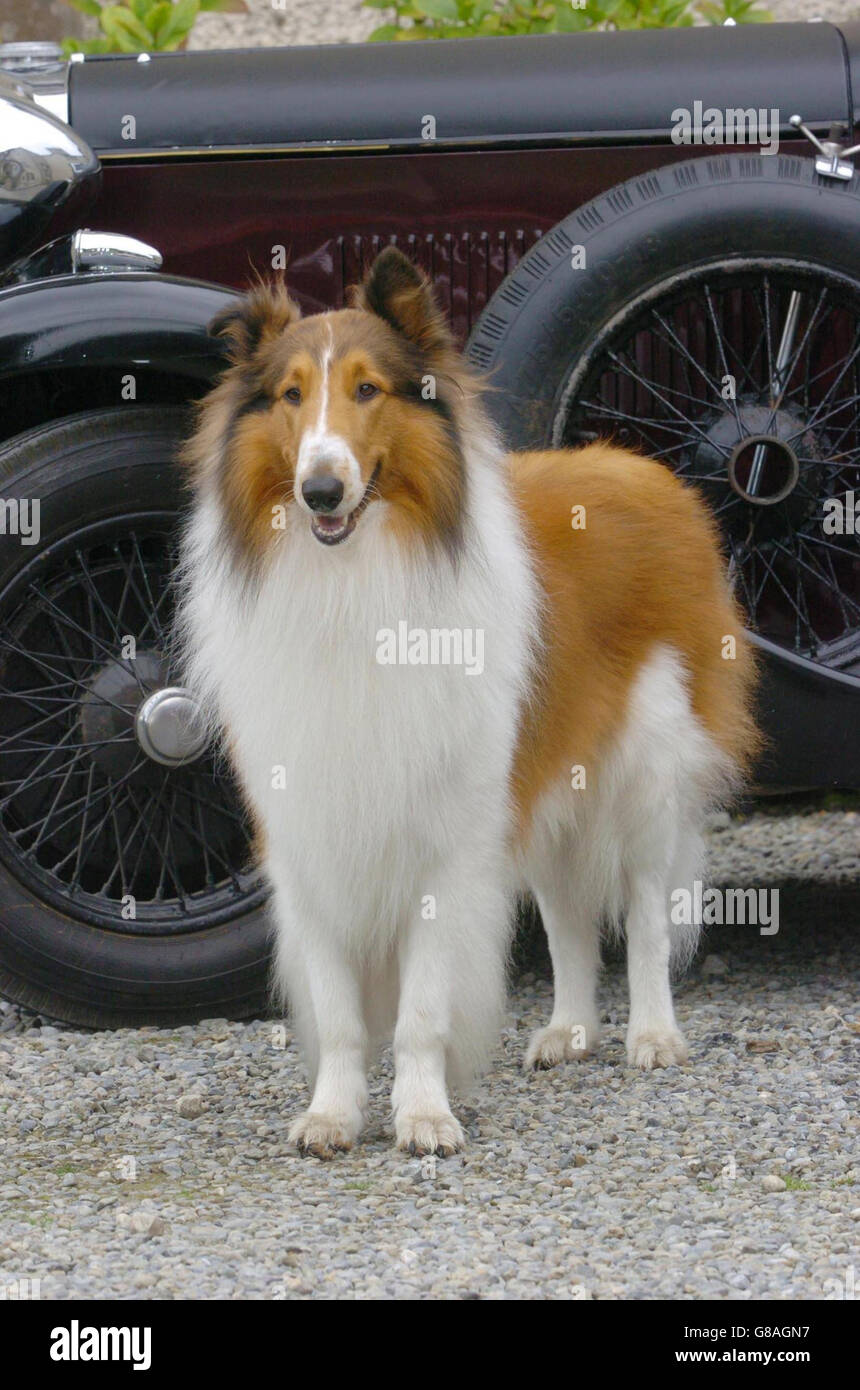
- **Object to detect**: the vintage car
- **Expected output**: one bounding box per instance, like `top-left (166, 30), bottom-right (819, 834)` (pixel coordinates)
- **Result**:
top-left (0, 23), bottom-right (858, 1027)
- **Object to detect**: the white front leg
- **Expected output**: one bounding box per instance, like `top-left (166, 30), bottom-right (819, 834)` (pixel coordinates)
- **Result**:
top-left (392, 860), bottom-right (509, 1156)
top-left (282, 920), bottom-right (369, 1159)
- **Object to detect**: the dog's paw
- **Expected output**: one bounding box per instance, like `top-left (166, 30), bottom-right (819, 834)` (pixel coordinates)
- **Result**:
top-left (395, 1111), bottom-right (464, 1157)
top-left (289, 1110), bottom-right (359, 1160)
top-left (525, 1023), bottom-right (596, 1071)
top-left (627, 1029), bottom-right (689, 1070)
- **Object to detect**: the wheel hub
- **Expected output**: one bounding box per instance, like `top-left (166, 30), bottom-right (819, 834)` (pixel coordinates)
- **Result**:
top-left (690, 402), bottom-right (823, 539)
top-left (727, 433), bottom-right (800, 506)
top-left (135, 687), bottom-right (207, 767)
top-left (80, 651), bottom-right (206, 776)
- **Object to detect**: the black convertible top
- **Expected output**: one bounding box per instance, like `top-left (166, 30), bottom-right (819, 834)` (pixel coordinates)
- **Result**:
top-left (69, 23), bottom-right (855, 157)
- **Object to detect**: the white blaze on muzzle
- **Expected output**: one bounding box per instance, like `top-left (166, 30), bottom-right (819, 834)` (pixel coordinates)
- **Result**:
top-left (295, 328), bottom-right (364, 517)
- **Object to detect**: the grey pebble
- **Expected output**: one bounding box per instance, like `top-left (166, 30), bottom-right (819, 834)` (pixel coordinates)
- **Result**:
top-left (176, 1095), bottom-right (207, 1120)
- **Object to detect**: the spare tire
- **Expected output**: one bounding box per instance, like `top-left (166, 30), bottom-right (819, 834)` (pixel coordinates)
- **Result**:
top-left (468, 152), bottom-right (860, 680)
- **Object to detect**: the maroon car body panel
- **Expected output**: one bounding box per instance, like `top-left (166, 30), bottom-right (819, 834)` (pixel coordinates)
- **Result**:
top-left (89, 140), bottom-right (812, 344)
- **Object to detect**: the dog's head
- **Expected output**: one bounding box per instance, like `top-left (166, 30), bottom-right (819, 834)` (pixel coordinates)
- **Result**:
top-left (195, 248), bottom-right (470, 563)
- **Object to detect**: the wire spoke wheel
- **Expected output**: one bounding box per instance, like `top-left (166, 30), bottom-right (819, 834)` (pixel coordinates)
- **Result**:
top-left (0, 408), bottom-right (270, 1027)
top-left (556, 262), bottom-right (860, 675)
top-left (0, 513), bottom-right (264, 935)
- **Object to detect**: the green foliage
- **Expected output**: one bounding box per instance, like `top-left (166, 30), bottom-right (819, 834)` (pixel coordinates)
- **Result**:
top-left (61, 0), bottom-right (247, 56)
top-left (781, 1174), bottom-right (811, 1191)
top-left (364, 0), bottom-right (772, 40)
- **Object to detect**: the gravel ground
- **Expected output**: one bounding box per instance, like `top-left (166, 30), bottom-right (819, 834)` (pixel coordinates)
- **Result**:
top-left (705, 798), bottom-right (860, 888)
top-left (186, 0), bottom-right (860, 51)
top-left (0, 803), bottom-right (857, 1301)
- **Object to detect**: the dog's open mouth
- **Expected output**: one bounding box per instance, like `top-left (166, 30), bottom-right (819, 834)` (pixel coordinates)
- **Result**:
top-left (310, 464), bottom-right (380, 547)
top-left (311, 513), bottom-right (356, 546)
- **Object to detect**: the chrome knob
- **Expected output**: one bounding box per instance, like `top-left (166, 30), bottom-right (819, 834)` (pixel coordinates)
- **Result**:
top-left (135, 688), bottom-right (208, 767)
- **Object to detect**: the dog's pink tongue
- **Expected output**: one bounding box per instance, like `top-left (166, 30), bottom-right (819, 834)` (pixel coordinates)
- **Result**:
top-left (315, 515), bottom-right (345, 532)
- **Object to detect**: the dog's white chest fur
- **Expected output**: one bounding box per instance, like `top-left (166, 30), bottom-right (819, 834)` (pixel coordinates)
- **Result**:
top-left (181, 450), bottom-right (538, 947)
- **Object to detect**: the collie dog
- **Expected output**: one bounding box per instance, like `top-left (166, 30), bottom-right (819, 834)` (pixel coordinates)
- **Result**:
top-left (178, 248), bottom-right (758, 1159)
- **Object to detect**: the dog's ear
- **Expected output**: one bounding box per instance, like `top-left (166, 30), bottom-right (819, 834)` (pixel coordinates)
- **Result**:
top-left (351, 247), bottom-right (452, 356)
top-left (209, 280), bottom-right (301, 361)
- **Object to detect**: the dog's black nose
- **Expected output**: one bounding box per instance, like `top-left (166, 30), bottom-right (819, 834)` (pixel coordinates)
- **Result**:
top-left (302, 475), bottom-right (344, 513)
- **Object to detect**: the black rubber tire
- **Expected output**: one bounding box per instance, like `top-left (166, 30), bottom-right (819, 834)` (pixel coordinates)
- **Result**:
top-left (467, 152), bottom-right (860, 447)
top-left (0, 408), bottom-right (271, 1029)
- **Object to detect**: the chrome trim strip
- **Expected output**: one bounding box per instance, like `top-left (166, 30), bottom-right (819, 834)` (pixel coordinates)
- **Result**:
top-left (93, 126), bottom-right (821, 162)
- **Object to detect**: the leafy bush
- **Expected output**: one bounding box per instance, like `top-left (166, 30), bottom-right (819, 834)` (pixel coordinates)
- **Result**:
top-left (61, 0), bottom-right (247, 57)
top-left (363, 0), bottom-right (772, 42)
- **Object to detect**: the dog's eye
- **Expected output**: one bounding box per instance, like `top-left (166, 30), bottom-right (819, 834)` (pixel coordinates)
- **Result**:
top-left (356, 382), bottom-right (380, 402)
top-left (284, 386), bottom-right (302, 405)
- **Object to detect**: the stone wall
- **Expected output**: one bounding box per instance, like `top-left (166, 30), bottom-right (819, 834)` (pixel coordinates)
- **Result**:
top-left (0, 1), bottom-right (92, 45)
